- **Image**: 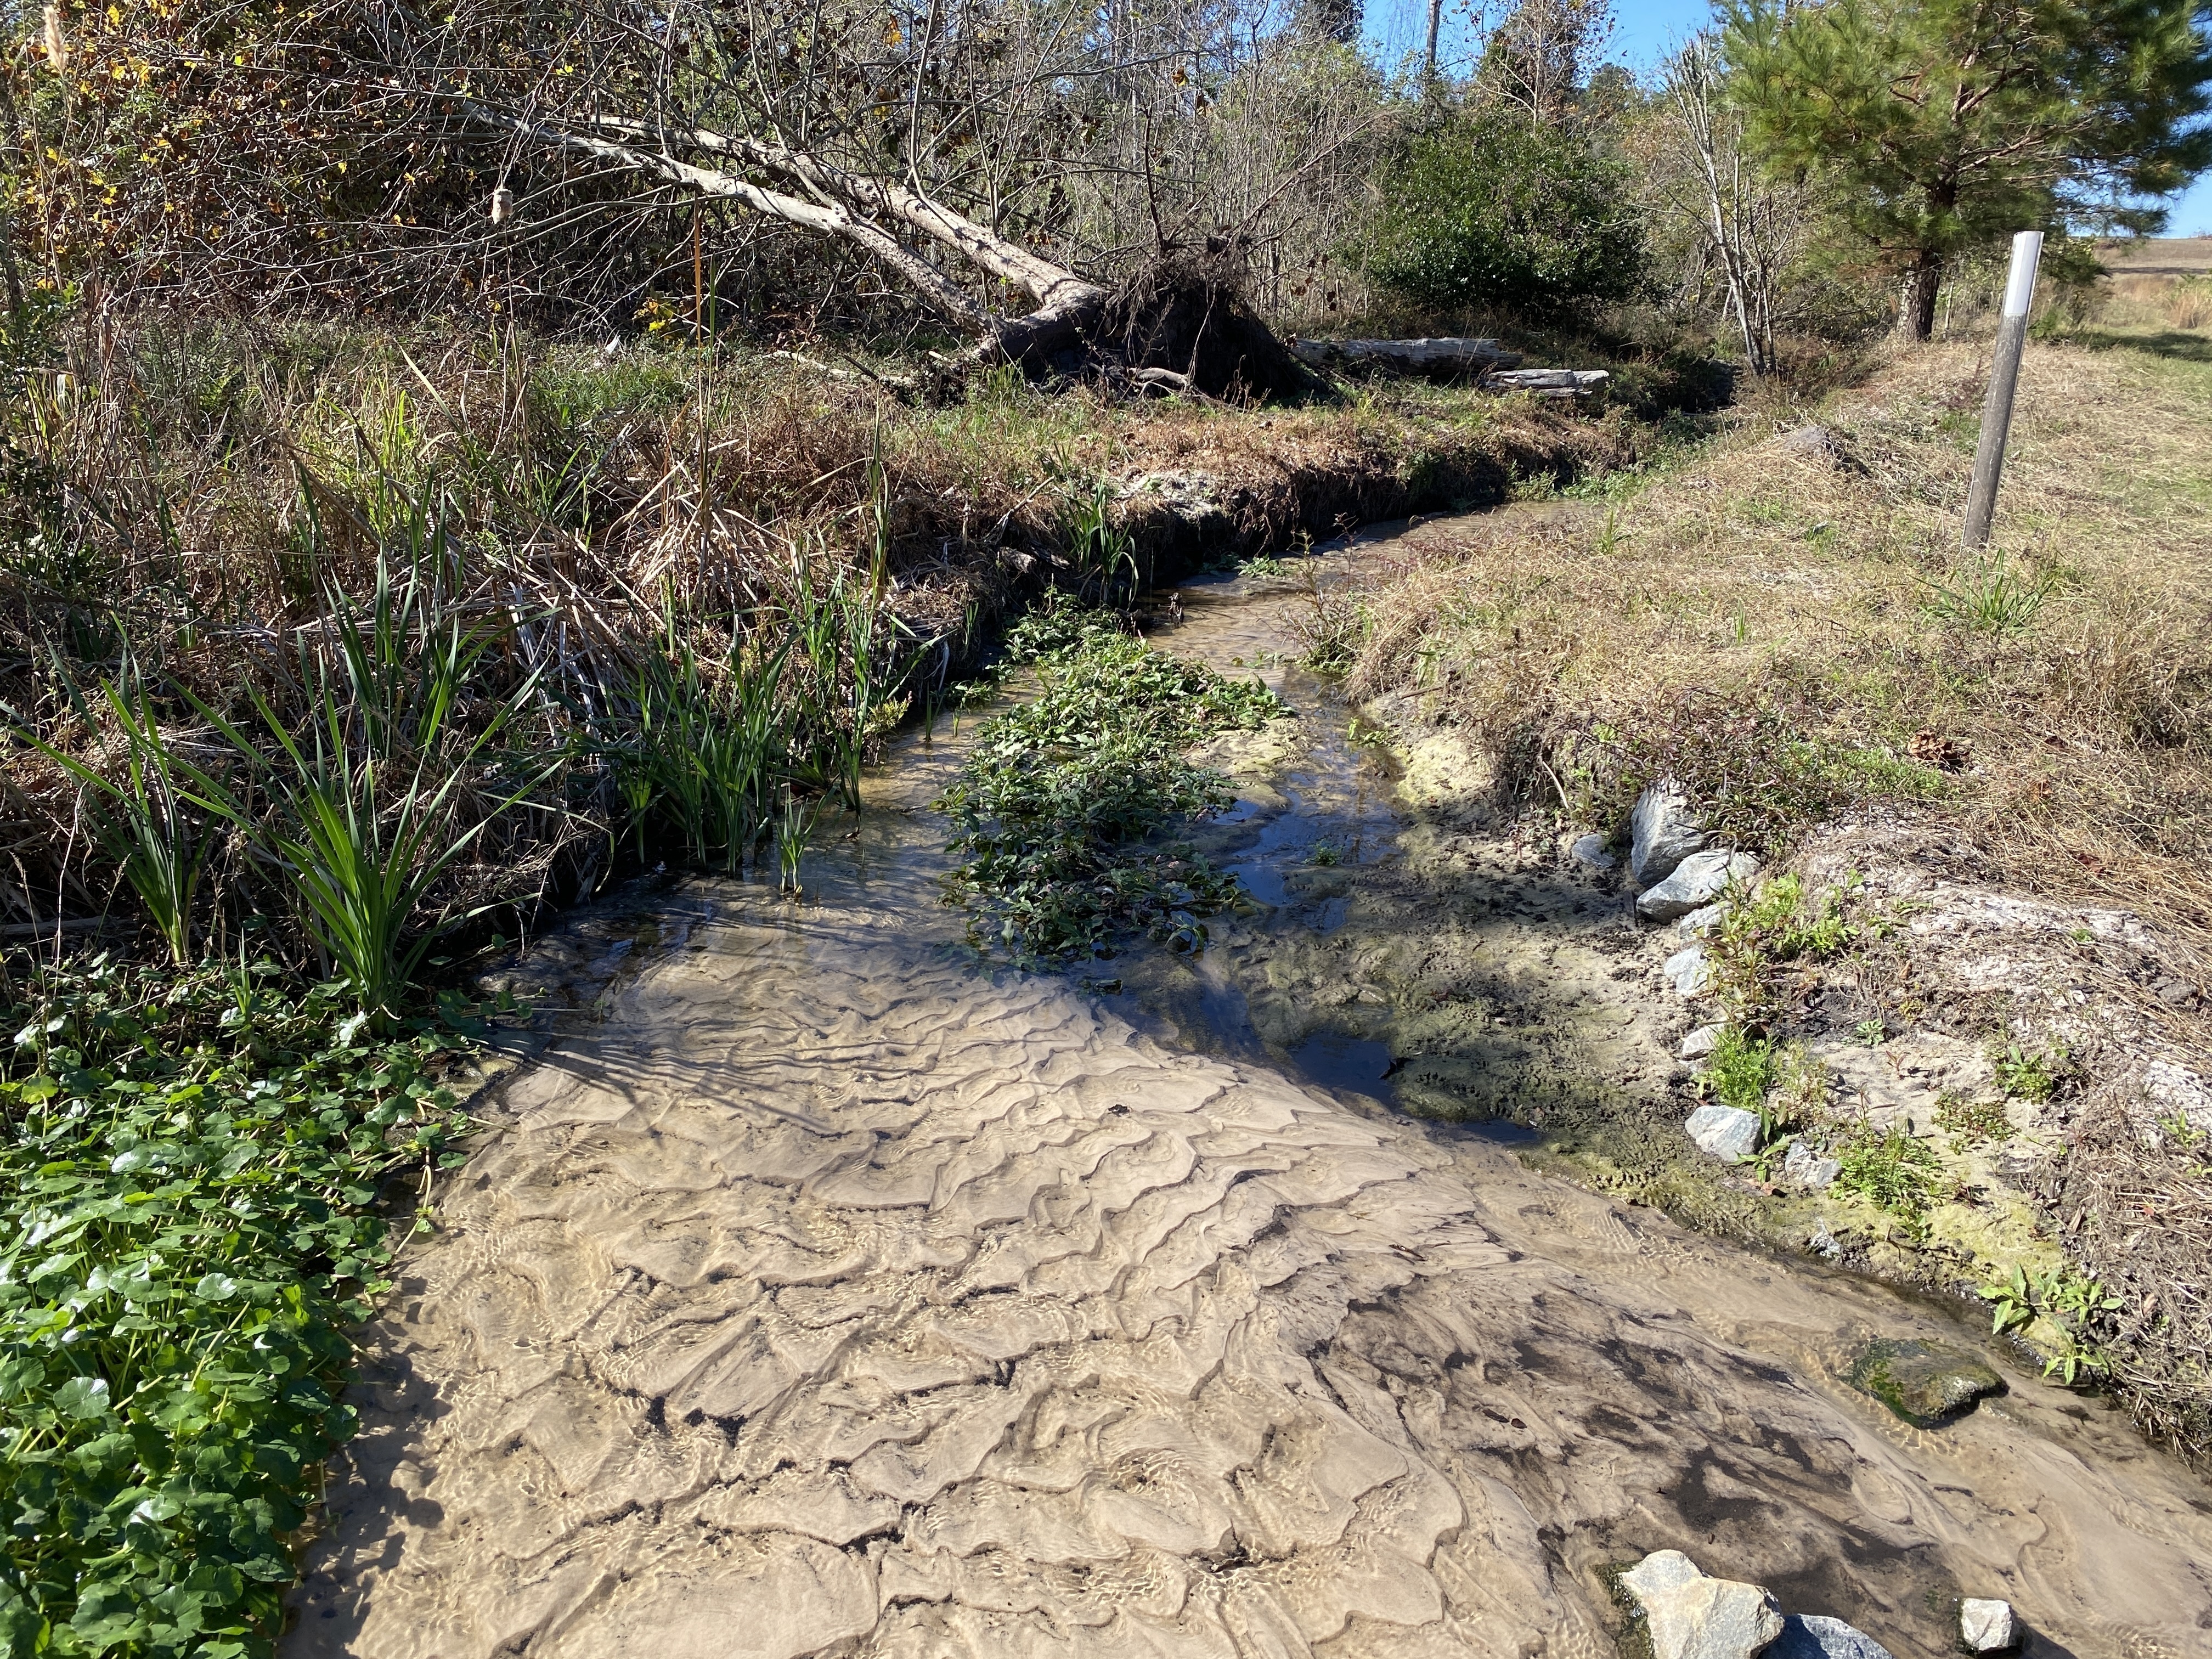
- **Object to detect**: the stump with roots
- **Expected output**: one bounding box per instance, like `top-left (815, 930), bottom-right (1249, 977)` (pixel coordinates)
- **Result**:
top-left (985, 256), bottom-right (1326, 403)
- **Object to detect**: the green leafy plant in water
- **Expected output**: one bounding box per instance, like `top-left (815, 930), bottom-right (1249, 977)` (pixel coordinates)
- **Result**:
top-left (937, 603), bottom-right (1286, 964)
top-left (0, 956), bottom-right (476, 1658)
top-left (1059, 477), bottom-right (1139, 601)
top-left (1979, 1263), bottom-right (2123, 1385)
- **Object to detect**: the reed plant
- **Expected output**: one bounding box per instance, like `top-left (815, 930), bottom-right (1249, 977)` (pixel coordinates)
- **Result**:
top-left (21, 662), bottom-right (208, 966)
top-left (170, 545), bottom-right (558, 1025)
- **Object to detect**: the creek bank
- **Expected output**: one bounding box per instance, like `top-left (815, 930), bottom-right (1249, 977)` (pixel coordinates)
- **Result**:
top-left (1147, 531), bottom-right (2212, 1463)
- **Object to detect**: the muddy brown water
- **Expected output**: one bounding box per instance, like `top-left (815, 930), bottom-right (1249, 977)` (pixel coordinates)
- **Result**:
top-left (287, 537), bottom-right (2212, 1659)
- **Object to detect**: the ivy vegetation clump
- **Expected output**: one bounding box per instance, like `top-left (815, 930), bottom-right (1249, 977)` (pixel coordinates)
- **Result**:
top-left (0, 958), bottom-right (473, 1658)
top-left (936, 605), bottom-right (1286, 965)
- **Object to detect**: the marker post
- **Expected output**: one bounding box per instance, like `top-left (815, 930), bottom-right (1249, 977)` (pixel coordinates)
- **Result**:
top-left (1961, 230), bottom-right (2044, 549)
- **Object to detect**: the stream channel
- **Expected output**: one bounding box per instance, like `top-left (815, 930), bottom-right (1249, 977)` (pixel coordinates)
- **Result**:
top-left (286, 532), bottom-right (2212, 1659)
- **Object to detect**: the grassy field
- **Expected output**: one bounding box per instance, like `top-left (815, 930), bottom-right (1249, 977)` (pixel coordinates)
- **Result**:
top-left (1334, 309), bottom-right (2212, 985)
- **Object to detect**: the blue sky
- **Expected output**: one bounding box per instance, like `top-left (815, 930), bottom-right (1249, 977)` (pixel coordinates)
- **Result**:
top-left (1364, 0), bottom-right (2212, 237)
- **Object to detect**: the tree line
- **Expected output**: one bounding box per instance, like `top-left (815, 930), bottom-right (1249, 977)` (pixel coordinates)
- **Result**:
top-left (1, 0), bottom-right (2207, 376)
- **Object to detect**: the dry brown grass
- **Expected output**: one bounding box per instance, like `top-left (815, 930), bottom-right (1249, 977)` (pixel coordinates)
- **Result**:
top-left (0, 318), bottom-right (1640, 952)
top-left (1327, 318), bottom-right (2212, 1455)
top-left (1332, 329), bottom-right (2212, 1000)
top-left (2106, 272), bottom-right (2212, 331)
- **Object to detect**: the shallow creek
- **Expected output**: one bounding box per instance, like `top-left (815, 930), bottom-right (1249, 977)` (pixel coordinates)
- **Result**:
top-left (287, 539), bottom-right (2212, 1659)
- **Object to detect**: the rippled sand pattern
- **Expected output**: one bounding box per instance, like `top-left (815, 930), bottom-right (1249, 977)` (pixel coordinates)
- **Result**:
top-left (290, 877), bottom-right (2212, 1658)
top-left (291, 562), bottom-right (2212, 1656)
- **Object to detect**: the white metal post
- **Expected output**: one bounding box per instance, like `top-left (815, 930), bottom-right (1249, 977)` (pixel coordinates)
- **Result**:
top-left (1962, 230), bottom-right (2044, 549)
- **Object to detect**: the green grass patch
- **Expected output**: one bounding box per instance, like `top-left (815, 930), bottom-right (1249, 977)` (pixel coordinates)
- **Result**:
top-left (0, 959), bottom-right (473, 1657)
top-left (1935, 1091), bottom-right (2013, 1146)
top-left (1833, 1123), bottom-right (1944, 1234)
top-left (936, 604), bottom-right (1285, 964)
top-left (1700, 1026), bottom-right (1775, 1113)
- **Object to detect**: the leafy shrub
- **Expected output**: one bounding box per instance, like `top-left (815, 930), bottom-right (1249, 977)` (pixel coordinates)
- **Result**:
top-left (1366, 112), bottom-right (1647, 318)
top-left (0, 959), bottom-right (472, 1657)
top-left (1700, 1026), bottom-right (1775, 1113)
top-left (937, 605), bottom-right (1285, 963)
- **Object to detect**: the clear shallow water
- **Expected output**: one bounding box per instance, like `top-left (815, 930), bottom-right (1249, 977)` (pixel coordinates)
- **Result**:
top-left (285, 543), bottom-right (2212, 1659)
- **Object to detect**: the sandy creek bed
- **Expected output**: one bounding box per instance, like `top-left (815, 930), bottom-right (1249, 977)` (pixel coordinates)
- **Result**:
top-left (285, 539), bottom-right (2212, 1659)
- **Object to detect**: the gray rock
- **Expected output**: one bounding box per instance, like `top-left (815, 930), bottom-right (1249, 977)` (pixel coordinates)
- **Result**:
top-left (1770, 1614), bottom-right (1895, 1659)
top-left (1570, 832), bottom-right (1617, 871)
top-left (1664, 945), bottom-right (1713, 999)
top-left (1680, 1023), bottom-right (1725, 1060)
top-left (1631, 782), bottom-right (1706, 887)
top-left (1639, 849), bottom-right (1762, 922)
top-left (1782, 423), bottom-right (1837, 461)
top-left (1676, 901), bottom-right (1728, 937)
top-left (1847, 1338), bottom-right (2004, 1427)
top-left (1618, 1550), bottom-right (1784, 1659)
top-left (1960, 1599), bottom-right (2019, 1654)
top-left (1782, 1138), bottom-right (1841, 1190)
top-left (1808, 1223), bottom-right (1843, 1260)
top-left (1686, 1103), bottom-right (1761, 1163)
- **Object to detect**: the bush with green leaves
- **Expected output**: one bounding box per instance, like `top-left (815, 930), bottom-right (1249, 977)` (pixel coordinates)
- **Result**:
top-left (0, 958), bottom-right (473, 1658)
top-left (1365, 112), bottom-right (1647, 318)
top-left (936, 605), bottom-right (1285, 964)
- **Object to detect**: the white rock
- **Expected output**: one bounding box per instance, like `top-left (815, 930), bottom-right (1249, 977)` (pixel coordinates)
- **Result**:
top-left (1664, 945), bottom-right (1713, 999)
top-left (1686, 1104), bottom-right (1761, 1163)
top-left (1770, 1613), bottom-right (1896, 1659)
top-left (1570, 832), bottom-right (1616, 871)
top-left (1782, 1138), bottom-right (1841, 1190)
top-left (1960, 1599), bottom-right (2019, 1654)
top-left (1618, 1550), bottom-right (1784, 1659)
top-left (1639, 849), bottom-right (1762, 922)
top-left (1680, 1023), bottom-right (1724, 1060)
top-left (1632, 782), bottom-right (1706, 887)
top-left (1677, 901), bottom-right (1728, 937)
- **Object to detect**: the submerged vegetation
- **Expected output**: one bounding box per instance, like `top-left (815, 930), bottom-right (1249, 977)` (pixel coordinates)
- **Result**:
top-left (938, 605), bottom-right (1284, 966)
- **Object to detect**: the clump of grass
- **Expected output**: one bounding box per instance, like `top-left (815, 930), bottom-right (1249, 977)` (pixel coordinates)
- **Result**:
top-left (1920, 552), bottom-right (2057, 637)
top-left (1834, 1123), bottom-right (1944, 1235)
top-left (0, 956), bottom-right (473, 1655)
top-left (1994, 1039), bottom-right (2071, 1103)
top-left (936, 603), bottom-right (1285, 964)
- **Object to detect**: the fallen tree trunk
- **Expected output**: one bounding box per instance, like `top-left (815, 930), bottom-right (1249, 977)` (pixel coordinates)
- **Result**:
top-left (470, 110), bottom-right (1319, 400)
top-left (1289, 336), bottom-right (1524, 374)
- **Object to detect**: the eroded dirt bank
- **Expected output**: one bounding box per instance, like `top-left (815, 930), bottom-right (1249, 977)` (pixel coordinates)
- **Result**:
top-left (286, 557), bottom-right (2212, 1659)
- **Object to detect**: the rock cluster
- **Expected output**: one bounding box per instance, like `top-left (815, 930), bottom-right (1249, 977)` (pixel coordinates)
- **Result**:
top-left (1617, 1551), bottom-right (2023, 1658)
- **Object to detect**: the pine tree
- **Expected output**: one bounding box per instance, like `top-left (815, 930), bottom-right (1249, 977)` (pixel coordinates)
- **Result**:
top-left (1722, 0), bottom-right (2212, 338)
